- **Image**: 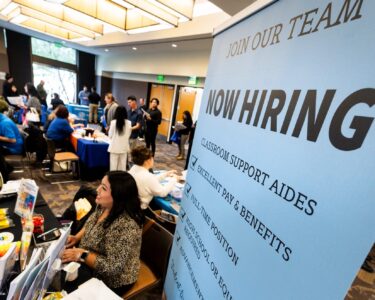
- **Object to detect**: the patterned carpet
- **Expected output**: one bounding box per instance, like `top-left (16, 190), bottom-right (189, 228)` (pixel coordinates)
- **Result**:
top-left (7, 137), bottom-right (375, 299)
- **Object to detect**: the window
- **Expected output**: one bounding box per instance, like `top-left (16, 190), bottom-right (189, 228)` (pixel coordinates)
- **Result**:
top-left (31, 38), bottom-right (76, 65)
top-left (33, 63), bottom-right (77, 104)
top-left (31, 37), bottom-right (78, 104)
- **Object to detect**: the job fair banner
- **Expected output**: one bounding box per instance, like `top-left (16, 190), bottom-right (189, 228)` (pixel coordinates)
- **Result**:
top-left (165, 0), bottom-right (375, 299)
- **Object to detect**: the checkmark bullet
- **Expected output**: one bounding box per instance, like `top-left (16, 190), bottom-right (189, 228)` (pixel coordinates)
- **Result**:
top-left (184, 183), bottom-right (192, 195)
top-left (190, 155), bottom-right (198, 170)
top-left (179, 208), bottom-right (186, 222)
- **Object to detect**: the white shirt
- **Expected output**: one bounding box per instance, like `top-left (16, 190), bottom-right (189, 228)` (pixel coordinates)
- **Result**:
top-left (129, 165), bottom-right (177, 209)
top-left (108, 119), bottom-right (131, 153)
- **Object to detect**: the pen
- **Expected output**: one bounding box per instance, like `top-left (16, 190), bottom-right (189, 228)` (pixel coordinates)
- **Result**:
top-left (37, 227), bottom-right (58, 239)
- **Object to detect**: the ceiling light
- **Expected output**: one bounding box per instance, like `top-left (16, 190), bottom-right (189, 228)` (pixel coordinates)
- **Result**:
top-left (0, 0), bottom-right (195, 42)
top-left (104, 48), bottom-right (109, 52)
top-left (172, 43), bottom-right (177, 48)
top-left (132, 47), bottom-right (137, 50)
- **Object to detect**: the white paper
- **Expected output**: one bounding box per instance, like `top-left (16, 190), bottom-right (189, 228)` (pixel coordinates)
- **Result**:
top-left (0, 243), bottom-right (17, 290)
top-left (7, 248), bottom-right (43, 300)
top-left (7, 96), bottom-right (24, 106)
top-left (63, 278), bottom-right (122, 300)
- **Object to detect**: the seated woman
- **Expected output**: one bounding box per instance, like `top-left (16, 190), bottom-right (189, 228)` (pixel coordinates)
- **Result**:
top-left (0, 99), bottom-right (23, 155)
top-left (46, 105), bottom-right (74, 151)
top-left (62, 171), bottom-right (144, 295)
top-left (129, 146), bottom-right (177, 210)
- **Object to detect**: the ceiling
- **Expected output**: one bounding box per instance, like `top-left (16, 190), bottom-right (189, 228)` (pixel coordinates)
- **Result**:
top-left (0, 0), bottom-right (257, 55)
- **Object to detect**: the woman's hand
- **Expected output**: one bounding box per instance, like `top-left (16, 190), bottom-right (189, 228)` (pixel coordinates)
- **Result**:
top-left (62, 248), bottom-right (86, 263)
top-left (66, 235), bottom-right (79, 248)
top-left (166, 170), bottom-right (177, 177)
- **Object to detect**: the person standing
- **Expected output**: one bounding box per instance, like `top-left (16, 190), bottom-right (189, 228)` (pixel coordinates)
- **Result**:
top-left (78, 85), bottom-right (90, 106)
top-left (88, 87), bottom-right (100, 124)
top-left (36, 80), bottom-right (48, 107)
top-left (2, 73), bottom-right (18, 105)
top-left (144, 98), bottom-right (161, 156)
top-left (138, 98), bottom-right (147, 140)
top-left (50, 93), bottom-right (65, 110)
top-left (103, 93), bottom-right (118, 131)
top-left (108, 106), bottom-right (132, 171)
top-left (127, 96), bottom-right (142, 150)
top-left (177, 110), bottom-right (193, 160)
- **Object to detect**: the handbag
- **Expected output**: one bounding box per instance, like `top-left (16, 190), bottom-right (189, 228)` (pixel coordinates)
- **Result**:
top-left (25, 107), bottom-right (40, 123)
top-left (170, 131), bottom-right (181, 145)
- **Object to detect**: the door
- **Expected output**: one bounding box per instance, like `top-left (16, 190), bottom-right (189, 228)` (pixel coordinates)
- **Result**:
top-left (149, 84), bottom-right (174, 137)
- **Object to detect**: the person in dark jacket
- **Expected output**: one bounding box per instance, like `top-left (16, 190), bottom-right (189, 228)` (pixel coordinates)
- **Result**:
top-left (144, 98), bottom-right (162, 156)
top-left (177, 110), bottom-right (192, 160)
top-left (50, 93), bottom-right (65, 110)
top-left (88, 87), bottom-right (100, 124)
top-left (2, 73), bottom-right (18, 105)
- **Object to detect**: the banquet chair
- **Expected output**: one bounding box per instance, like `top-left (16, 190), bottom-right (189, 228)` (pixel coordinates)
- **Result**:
top-left (4, 130), bottom-right (33, 177)
top-left (45, 137), bottom-right (80, 181)
top-left (123, 217), bottom-right (174, 299)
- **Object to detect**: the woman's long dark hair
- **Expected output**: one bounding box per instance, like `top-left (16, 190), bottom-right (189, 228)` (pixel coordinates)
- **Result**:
top-left (103, 171), bottom-right (143, 228)
top-left (183, 110), bottom-right (193, 127)
top-left (25, 82), bottom-right (39, 98)
top-left (114, 106), bottom-right (127, 135)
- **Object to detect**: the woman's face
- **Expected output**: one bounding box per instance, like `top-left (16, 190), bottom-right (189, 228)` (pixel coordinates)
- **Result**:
top-left (105, 95), bottom-right (112, 104)
top-left (24, 85), bottom-right (28, 94)
top-left (96, 175), bottom-right (113, 210)
top-left (151, 100), bottom-right (158, 109)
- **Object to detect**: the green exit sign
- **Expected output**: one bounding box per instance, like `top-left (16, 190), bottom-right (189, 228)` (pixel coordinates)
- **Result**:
top-left (188, 76), bottom-right (198, 85)
top-left (157, 75), bottom-right (165, 82)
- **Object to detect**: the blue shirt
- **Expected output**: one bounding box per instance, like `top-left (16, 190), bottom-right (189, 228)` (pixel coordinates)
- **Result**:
top-left (47, 117), bottom-right (73, 141)
top-left (0, 114), bottom-right (23, 154)
top-left (78, 90), bottom-right (90, 106)
top-left (128, 109), bottom-right (142, 139)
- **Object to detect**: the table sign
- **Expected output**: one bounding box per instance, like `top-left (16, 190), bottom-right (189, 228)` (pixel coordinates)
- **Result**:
top-left (165, 0), bottom-right (375, 299)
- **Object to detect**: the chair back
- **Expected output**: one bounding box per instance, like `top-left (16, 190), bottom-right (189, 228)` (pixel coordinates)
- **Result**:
top-left (45, 137), bottom-right (56, 160)
top-left (141, 217), bottom-right (174, 281)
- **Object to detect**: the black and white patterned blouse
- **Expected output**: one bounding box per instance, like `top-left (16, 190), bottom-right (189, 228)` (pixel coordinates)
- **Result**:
top-left (79, 208), bottom-right (142, 288)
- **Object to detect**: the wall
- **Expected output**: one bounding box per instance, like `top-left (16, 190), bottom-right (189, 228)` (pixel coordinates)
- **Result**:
top-left (96, 49), bottom-right (211, 79)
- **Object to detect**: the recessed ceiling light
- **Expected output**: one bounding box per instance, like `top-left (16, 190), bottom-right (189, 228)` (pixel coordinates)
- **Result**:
top-left (104, 48), bottom-right (109, 52)
top-left (172, 43), bottom-right (177, 48)
top-left (132, 47), bottom-right (137, 50)
top-left (61, 41), bottom-right (66, 44)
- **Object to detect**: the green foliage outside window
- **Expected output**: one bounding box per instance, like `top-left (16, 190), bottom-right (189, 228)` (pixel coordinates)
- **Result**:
top-left (31, 37), bottom-right (76, 65)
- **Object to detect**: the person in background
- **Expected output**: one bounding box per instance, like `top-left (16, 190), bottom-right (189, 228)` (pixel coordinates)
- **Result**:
top-left (2, 73), bottom-right (18, 105)
top-left (62, 171), bottom-right (144, 296)
top-left (144, 98), bottom-right (162, 157)
top-left (127, 95), bottom-right (142, 150)
top-left (129, 146), bottom-right (177, 210)
top-left (46, 105), bottom-right (74, 152)
top-left (176, 110), bottom-right (193, 160)
top-left (24, 82), bottom-right (41, 115)
top-left (103, 93), bottom-right (118, 132)
top-left (138, 98), bottom-right (147, 140)
top-left (184, 120), bottom-right (197, 169)
top-left (108, 106), bottom-right (132, 171)
top-left (0, 99), bottom-right (23, 155)
top-left (88, 87), bottom-right (100, 124)
top-left (36, 80), bottom-right (48, 107)
top-left (50, 93), bottom-right (65, 110)
top-left (78, 85), bottom-right (90, 106)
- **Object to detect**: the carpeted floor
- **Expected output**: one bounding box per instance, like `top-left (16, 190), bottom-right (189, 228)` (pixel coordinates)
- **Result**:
top-left (7, 137), bottom-right (375, 299)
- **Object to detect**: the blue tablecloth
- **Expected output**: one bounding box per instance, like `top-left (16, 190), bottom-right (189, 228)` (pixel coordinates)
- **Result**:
top-left (76, 138), bottom-right (109, 169)
top-left (153, 195), bottom-right (180, 215)
top-left (67, 104), bottom-right (103, 122)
